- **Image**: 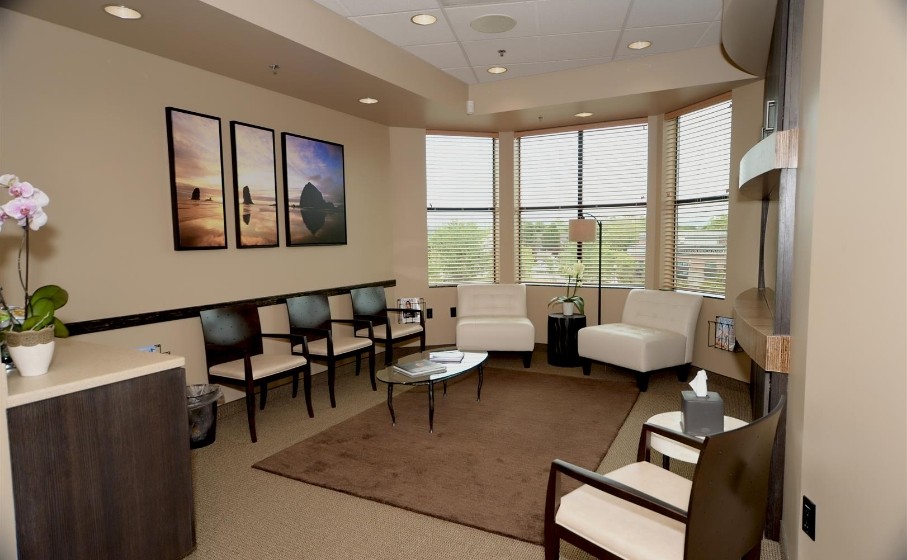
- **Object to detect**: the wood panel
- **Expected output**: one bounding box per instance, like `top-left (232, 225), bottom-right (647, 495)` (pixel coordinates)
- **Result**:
top-left (8, 368), bottom-right (194, 559)
top-left (732, 288), bottom-right (790, 374)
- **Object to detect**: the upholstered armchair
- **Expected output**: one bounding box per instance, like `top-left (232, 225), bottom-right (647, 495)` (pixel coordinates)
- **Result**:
top-left (577, 289), bottom-right (703, 391)
top-left (455, 283), bottom-right (535, 367)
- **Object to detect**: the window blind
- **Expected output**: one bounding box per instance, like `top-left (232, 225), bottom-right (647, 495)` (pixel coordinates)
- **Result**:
top-left (426, 134), bottom-right (499, 286)
top-left (516, 122), bottom-right (648, 288)
top-left (662, 98), bottom-right (732, 297)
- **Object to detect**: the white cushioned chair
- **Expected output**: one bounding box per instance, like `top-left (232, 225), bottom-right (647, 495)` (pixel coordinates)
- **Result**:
top-left (456, 284), bottom-right (535, 367)
top-left (577, 289), bottom-right (702, 391)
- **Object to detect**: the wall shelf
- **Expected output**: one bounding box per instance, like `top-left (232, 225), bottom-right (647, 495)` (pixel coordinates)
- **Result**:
top-left (739, 128), bottom-right (799, 197)
top-left (732, 287), bottom-right (791, 373)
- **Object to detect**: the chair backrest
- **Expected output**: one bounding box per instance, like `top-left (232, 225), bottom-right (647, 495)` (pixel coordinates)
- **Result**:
top-left (684, 397), bottom-right (785, 560)
top-left (286, 294), bottom-right (332, 333)
top-left (199, 303), bottom-right (264, 369)
top-left (621, 289), bottom-right (703, 363)
top-left (350, 286), bottom-right (388, 318)
top-left (456, 284), bottom-right (527, 318)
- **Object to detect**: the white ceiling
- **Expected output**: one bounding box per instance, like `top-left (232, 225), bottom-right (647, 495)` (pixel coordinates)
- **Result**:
top-left (312, 0), bottom-right (723, 84)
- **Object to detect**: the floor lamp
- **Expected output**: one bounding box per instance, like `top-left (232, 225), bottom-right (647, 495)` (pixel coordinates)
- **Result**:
top-left (568, 215), bottom-right (602, 325)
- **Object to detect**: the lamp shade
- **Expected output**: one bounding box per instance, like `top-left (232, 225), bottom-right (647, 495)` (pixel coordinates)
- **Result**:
top-left (569, 219), bottom-right (596, 242)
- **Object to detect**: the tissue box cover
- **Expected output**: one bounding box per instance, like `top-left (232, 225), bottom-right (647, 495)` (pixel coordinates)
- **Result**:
top-left (681, 390), bottom-right (724, 436)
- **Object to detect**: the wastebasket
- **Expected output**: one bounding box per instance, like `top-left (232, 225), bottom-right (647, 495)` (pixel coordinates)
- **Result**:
top-left (186, 384), bottom-right (222, 449)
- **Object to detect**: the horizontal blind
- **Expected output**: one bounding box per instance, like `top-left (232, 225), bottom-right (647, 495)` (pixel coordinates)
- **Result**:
top-left (661, 99), bottom-right (731, 297)
top-left (516, 123), bottom-right (648, 287)
top-left (426, 134), bottom-right (499, 286)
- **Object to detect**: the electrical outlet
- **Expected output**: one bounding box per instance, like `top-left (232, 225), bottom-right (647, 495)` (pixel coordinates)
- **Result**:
top-left (426, 308), bottom-right (433, 319)
top-left (802, 496), bottom-right (816, 540)
top-left (450, 307), bottom-right (457, 317)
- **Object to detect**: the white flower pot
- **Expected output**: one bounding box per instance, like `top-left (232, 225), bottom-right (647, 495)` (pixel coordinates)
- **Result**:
top-left (562, 302), bottom-right (574, 316)
top-left (6, 326), bottom-right (55, 377)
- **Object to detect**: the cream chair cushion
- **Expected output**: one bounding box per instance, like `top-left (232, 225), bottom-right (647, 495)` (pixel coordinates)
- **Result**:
top-left (294, 336), bottom-right (372, 357)
top-left (455, 284), bottom-right (535, 352)
top-left (209, 354), bottom-right (308, 380)
top-left (356, 322), bottom-right (423, 341)
top-left (556, 462), bottom-right (691, 560)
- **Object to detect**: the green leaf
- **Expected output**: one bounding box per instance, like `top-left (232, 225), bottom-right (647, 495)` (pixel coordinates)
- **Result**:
top-left (31, 285), bottom-right (68, 310)
top-left (53, 317), bottom-right (69, 338)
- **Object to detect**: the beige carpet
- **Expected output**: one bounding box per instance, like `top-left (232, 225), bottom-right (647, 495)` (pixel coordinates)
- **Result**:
top-left (253, 368), bottom-right (639, 545)
top-left (185, 348), bottom-right (787, 559)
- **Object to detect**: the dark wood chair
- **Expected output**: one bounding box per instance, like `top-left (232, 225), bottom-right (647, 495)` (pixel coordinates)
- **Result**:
top-left (199, 303), bottom-right (312, 443)
top-left (349, 286), bottom-right (425, 365)
top-left (286, 294), bottom-right (376, 409)
top-left (545, 397), bottom-right (785, 560)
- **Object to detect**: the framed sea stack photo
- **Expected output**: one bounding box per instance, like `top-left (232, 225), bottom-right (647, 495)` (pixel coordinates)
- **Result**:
top-left (230, 121), bottom-right (279, 248)
top-left (281, 132), bottom-right (347, 246)
top-left (165, 107), bottom-right (227, 250)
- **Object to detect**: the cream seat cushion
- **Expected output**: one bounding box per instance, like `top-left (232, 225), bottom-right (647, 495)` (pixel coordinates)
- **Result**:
top-left (209, 354), bottom-right (307, 380)
top-left (456, 317), bottom-right (535, 351)
top-left (356, 322), bottom-right (423, 341)
top-left (556, 462), bottom-right (691, 560)
top-left (577, 324), bottom-right (686, 373)
top-left (293, 336), bottom-right (372, 356)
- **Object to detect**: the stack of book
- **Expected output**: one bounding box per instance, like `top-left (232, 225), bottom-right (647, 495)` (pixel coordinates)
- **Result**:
top-left (393, 359), bottom-right (447, 377)
top-left (429, 350), bottom-right (465, 363)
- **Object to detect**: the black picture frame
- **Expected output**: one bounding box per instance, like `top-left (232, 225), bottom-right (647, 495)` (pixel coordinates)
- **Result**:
top-left (230, 121), bottom-right (279, 248)
top-left (281, 132), bottom-right (348, 246)
top-left (165, 107), bottom-right (227, 250)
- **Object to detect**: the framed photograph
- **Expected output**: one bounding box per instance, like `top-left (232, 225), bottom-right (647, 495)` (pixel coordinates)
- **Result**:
top-left (281, 132), bottom-right (347, 246)
top-left (230, 122), bottom-right (279, 248)
top-left (165, 107), bottom-right (227, 250)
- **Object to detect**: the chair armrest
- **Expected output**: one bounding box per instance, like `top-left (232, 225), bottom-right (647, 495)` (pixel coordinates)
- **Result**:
top-left (354, 313), bottom-right (389, 326)
top-left (261, 332), bottom-right (309, 354)
top-left (331, 318), bottom-right (375, 338)
top-left (546, 459), bottom-right (688, 524)
top-left (637, 422), bottom-right (705, 462)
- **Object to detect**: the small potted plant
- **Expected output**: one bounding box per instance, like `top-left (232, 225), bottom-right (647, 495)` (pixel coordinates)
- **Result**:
top-left (0, 174), bottom-right (69, 376)
top-left (548, 260), bottom-right (585, 316)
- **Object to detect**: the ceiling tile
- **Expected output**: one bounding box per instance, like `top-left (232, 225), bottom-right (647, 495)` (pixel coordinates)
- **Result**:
top-left (352, 9), bottom-right (457, 46)
top-left (696, 21), bottom-right (721, 47)
top-left (338, 0), bottom-right (440, 17)
top-left (538, 30), bottom-right (620, 62)
top-left (405, 42), bottom-right (471, 68)
top-left (461, 36), bottom-right (540, 66)
top-left (311, 0), bottom-right (351, 17)
top-left (475, 61), bottom-right (548, 82)
top-left (536, 0), bottom-right (632, 34)
top-left (443, 1), bottom-right (539, 42)
top-left (442, 66), bottom-right (478, 84)
top-left (626, 0), bottom-right (722, 28)
top-left (615, 22), bottom-right (713, 59)
top-left (439, 0), bottom-right (525, 6)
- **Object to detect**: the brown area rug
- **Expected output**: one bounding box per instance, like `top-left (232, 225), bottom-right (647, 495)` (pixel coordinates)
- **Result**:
top-left (253, 368), bottom-right (639, 545)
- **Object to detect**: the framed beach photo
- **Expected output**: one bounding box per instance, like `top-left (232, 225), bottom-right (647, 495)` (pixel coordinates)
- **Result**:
top-left (165, 107), bottom-right (227, 250)
top-left (281, 132), bottom-right (347, 246)
top-left (230, 122), bottom-right (279, 248)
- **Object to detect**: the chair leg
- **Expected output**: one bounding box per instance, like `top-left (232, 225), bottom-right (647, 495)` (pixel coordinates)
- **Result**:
top-left (522, 351), bottom-right (532, 368)
top-left (677, 365), bottom-right (690, 382)
top-left (743, 542), bottom-right (761, 560)
top-left (303, 369), bottom-right (314, 418)
top-left (291, 372), bottom-right (299, 398)
top-left (245, 379), bottom-right (258, 443)
top-left (544, 536), bottom-right (560, 560)
top-left (368, 347), bottom-right (377, 391)
top-left (419, 332), bottom-right (426, 353)
top-left (635, 372), bottom-right (650, 392)
top-left (260, 381), bottom-right (268, 410)
top-left (328, 359), bottom-right (337, 408)
top-left (581, 358), bottom-right (591, 376)
top-left (354, 353), bottom-right (362, 376)
top-left (384, 338), bottom-right (394, 366)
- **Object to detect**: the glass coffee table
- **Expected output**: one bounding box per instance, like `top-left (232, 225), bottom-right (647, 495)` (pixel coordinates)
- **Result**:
top-left (376, 348), bottom-right (487, 433)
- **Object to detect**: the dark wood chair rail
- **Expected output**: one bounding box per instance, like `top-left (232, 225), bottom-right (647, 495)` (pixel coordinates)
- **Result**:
top-left (66, 279), bottom-right (396, 336)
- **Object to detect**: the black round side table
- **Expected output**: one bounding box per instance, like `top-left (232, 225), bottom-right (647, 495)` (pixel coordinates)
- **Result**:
top-left (547, 313), bottom-right (586, 367)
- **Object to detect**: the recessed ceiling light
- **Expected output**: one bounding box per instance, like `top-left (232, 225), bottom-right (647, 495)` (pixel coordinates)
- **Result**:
top-left (411, 14), bottom-right (437, 26)
top-left (359, 97), bottom-right (378, 104)
top-left (470, 14), bottom-right (517, 33)
top-left (103, 5), bottom-right (142, 19)
top-left (628, 40), bottom-right (652, 50)
top-left (575, 112), bottom-right (593, 118)
top-left (487, 66), bottom-right (508, 75)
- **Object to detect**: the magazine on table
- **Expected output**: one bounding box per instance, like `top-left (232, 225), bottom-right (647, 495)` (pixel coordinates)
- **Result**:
top-left (393, 359), bottom-right (447, 376)
top-left (429, 350), bottom-right (464, 363)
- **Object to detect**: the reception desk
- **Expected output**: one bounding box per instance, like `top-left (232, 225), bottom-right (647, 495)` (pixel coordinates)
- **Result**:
top-left (1, 339), bottom-right (194, 559)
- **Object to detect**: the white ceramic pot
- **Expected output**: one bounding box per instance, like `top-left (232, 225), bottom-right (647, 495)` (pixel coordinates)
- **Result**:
top-left (562, 302), bottom-right (574, 316)
top-left (6, 326), bottom-right (55, 377)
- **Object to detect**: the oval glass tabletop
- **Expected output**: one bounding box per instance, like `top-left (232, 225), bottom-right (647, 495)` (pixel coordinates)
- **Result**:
top-left (376, 348), bottom-right (488, 386)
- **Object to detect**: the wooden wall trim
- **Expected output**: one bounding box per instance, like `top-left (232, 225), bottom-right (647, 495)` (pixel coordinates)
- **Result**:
top-left (66, 279), bottom-right (396, 336)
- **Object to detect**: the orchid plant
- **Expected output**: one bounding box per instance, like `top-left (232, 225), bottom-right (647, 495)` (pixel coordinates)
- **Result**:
top-left (0, 174), bottom-right (69, 336)
top-left (548, 260), bottom-right (585, 314)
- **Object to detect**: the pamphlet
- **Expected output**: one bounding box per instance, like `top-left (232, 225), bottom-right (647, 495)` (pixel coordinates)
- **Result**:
top-left (429, 350), bottom-right (464, 363)
top-left (393, 359), bottom-right (447, 376)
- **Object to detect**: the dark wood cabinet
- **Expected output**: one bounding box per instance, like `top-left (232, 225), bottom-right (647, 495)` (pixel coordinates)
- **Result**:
top-left (547, 314), bottom-right (586, 367)
top-left (7, 367), bottom-right (195, 560)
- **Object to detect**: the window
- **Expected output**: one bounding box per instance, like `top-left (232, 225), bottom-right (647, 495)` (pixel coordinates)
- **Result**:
top-left (516, 122), bottom-right (648, 288)
top-left (662, 97), bottom-right (732, 297)
top-left (426, 134), bottom-right (499, 286)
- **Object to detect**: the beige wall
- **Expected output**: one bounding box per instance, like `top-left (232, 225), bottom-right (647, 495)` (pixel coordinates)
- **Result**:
top-left (785, 0), bottom-right (907, 557)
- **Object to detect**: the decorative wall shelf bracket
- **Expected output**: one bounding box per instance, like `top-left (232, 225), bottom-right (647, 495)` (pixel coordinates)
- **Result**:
top-left (732, 288), bottom-right (791, 374)
top-left (739, 128), bottom-right (799, 197)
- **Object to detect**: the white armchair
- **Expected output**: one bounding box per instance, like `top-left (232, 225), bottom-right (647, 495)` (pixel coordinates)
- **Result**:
top-left (456, 284), bottom-right (535, 367)
top-left (577, 289), bottom-right (703, 391)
